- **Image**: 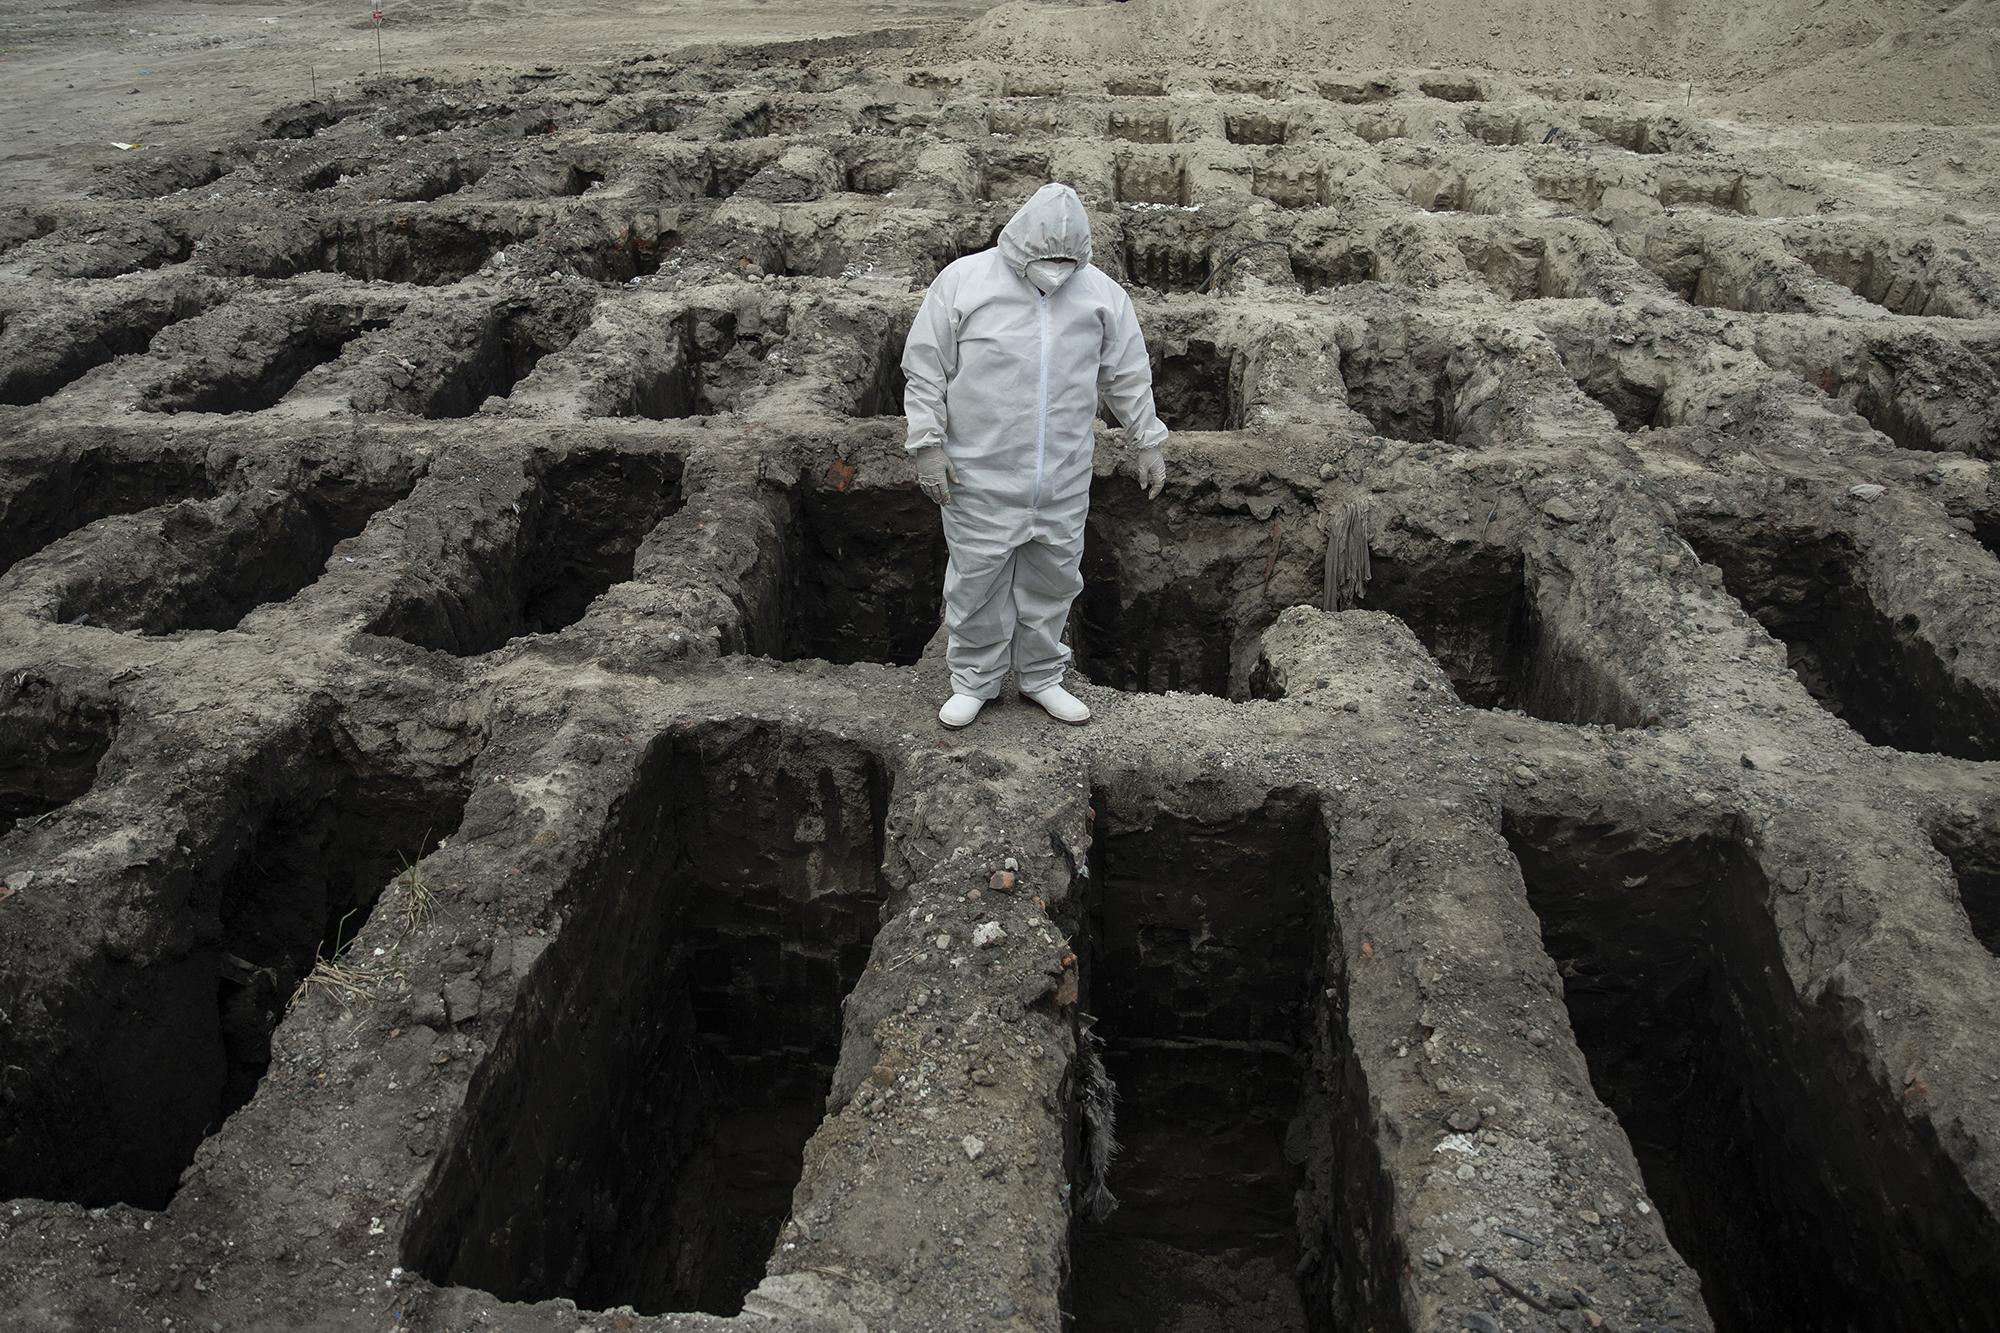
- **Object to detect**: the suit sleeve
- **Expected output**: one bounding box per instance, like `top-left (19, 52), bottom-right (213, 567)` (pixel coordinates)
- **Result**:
top-left (901, 273), bottom-right (958, 454)
top-left (1096, 286), bottom-right (1170, 450)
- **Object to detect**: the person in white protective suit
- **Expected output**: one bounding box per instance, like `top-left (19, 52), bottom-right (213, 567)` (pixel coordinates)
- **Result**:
top-left (902, 182), bottom-right (1169, 730)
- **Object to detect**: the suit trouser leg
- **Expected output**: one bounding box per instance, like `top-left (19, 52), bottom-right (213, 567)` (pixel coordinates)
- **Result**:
top-left (1011, 528), bottom-right (1086, 695)
top-left (943, 538), bottom-right (1020, 699)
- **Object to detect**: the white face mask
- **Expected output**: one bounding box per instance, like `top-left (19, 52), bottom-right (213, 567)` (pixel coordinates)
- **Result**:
top-left (1026, 257), bottom-right (1077, 295)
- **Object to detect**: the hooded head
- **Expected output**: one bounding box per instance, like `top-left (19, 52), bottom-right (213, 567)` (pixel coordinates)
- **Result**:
top-left (998, 182), bottom-right (1092, 295)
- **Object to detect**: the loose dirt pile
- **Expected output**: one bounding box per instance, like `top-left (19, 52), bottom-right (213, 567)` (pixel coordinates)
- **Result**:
top-left (962, 0), bottom-right (2000, 125)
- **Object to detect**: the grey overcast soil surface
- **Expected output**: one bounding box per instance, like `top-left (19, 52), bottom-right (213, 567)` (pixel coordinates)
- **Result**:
top-left (3, 1), bottom-right (2000, 1332)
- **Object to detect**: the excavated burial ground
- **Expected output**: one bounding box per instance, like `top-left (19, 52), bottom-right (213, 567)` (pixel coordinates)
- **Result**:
top-left (2, 42), bottom-right (2000, 1333)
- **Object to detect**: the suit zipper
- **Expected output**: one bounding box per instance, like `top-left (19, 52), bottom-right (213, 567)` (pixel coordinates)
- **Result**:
top-left (1033, 291), bottom-right (1050, 507)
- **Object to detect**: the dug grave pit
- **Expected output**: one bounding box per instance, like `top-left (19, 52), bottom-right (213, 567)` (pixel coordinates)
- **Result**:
top-left (400, 724), bottom-right (891, 1317)
top-left (0, 677), bottom-right (117, 843)
top-left (0, 449), bottom-right (217, 575)
top-left (1505, 812), bottom-right (2000, 1333)
top-left (0, 719), bottom-right (475, 1209)
top-left (139, 306), bottom-right (395, 415)
top-left (1224, 111), bottom-right (1292, 146)
top-left (49, 481), bottom-right (415, 636)
top-left (1677, 513), bottom-right (2000, 759)
top-left (377, 293), bottom-right (596, 419)
top-left (1351, 534), bottom-right (1653, 727)
top-left (1933, 819), bottom-right (2000, 956)
top-left (1114, 155), bottom-right (1192, 207)
top-left (1788, 240), bottom-right (1990, 320)
top-left (1074, 479), bottom-right (1323, 699)
top-left (1100, 336), bottom-right (1245, 433)
top-left (977, 148), bottom-right (1054, 203)
top-left (369, 449), bottom-right (683, 656)
top-left (764, 477), bottom-right (948, 667)
top-left (1108, 110), bottom-right (1174, 144)
top-left (547, 304), bottom-right (780, 421)
top-left (1834, 332), bottom-right (2000, 458)
top-left (1069, 785), bottom-right (1340, 1333)
top-left (0, 294), bottom-right (211, 407)
top-left (1338, 341), bottom-right (1456, 444)
top-left (220, 213), bottom-right (530, 286)
top-left (1291, 239), bottom-right (1381, 293)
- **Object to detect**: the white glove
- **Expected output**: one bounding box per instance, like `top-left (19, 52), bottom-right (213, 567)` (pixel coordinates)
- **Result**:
top-left (915, 446), bottom-right (955, 506)
top-left (1135, 445), bottom-right (1166, 500)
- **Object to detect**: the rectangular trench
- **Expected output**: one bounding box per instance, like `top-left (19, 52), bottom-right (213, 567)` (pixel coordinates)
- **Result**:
top-left (0, 723), bottom-right (475, 1208)
top-left (1678, 515), bottom-right (2000, 759)
top-left (772, 481), bottom-right (947, 667)
top-left (1356, 538), bottom-right (1653, 726)
top-left (1505, 813), bottom-right (2000, 1333)
top-left (0, 677), bottom-right (116, 842)
top-left (581, 308), bottom-right (777, 420)
top-left (401, 724), bottom-right (890, 1316)
top-left (0, 452), bottom-right (216, 577)
top-left (51, 481), bottom-right (416, 635)
top-left (370, 450), bottom-right (684, 655)
top-left (1934, 819), bottom-right (2000, 956)
top-left (139, 308), bottom-right (392, 414)
top-left (1068, 785), bottom-right (1381, 1331)
top-left (1076, 485), bottom-right (1321, 699)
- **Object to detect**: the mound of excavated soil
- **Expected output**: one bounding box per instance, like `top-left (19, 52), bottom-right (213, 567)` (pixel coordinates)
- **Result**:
top-left (958, 0), bottom-right (2000, 125)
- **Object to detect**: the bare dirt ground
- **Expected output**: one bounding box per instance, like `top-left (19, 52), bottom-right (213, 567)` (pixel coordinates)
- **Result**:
top-left (0, 0), bottom-right (987, 198)
top-left (2, 1), bottom-right (1999, 1331)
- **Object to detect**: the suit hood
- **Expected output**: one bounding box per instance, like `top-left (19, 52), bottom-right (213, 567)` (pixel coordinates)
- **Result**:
top-left (997, 182), bottom-right (1093, 278)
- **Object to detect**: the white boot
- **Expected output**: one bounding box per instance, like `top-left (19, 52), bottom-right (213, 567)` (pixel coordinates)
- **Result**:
top-left (1024, 683), bottom-right (1091, 725)
top-left (938, 694), bottom-right (986, 729)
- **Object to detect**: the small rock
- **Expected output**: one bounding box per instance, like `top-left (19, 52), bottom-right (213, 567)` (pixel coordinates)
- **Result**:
top-left (988, 870), bottom-right (1017, 892)
top-left (934, 934), bottom-right (951, 949)
top-left (410, 993), bottom-right (448, 1030)
top-left (1463, 1312), bottom-right (1502, 1332)
top-left (1445, 1105), bottom-right (1482, 1132)
top-left (1543, 497), bottom-right (1583, 523)
top-left (1003, 857), bottom-right (1018, 871)
top-left (1848, 483), bottom-right (1886, 502)
top-left (961, 1134), bottom-right (985, 1161)
top-left (1342, 700), bottom-right (1361, 713)
top-left (442, 978), bottom-right (481, 1025)
top-left (1740, 748), bottom-right (1787, 771)
top-left (1421, 1247), bottom-right (1443, 1267)
top-left (973, 922), bottom-right (1007, 949)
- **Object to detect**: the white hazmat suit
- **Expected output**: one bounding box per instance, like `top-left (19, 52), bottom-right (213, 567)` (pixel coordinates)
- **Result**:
top-left (902, 183), bottom-right (1169, 724)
